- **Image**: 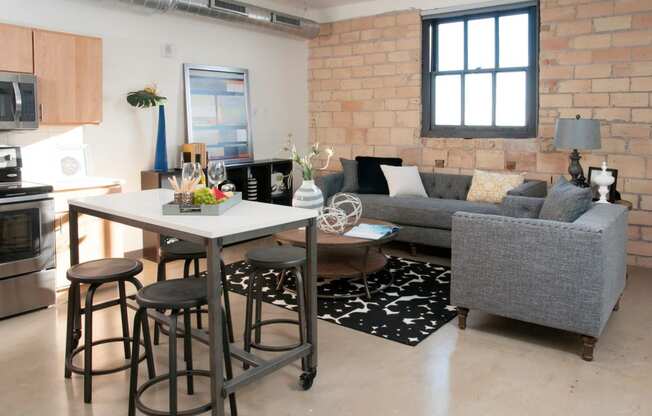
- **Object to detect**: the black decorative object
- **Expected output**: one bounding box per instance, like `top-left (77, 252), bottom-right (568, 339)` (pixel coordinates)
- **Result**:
top-left (554, 115), bottom-right (601, 188)
top-left (219, 256), bottom-right (456, 346)
top-left (355, 156), bottom-right (402, 194)
top-left (587, 166), bottom-right (618, 202)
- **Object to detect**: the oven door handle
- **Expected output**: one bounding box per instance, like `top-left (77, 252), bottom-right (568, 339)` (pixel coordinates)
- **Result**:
top-left (12, 81), bottom-right (22, 121)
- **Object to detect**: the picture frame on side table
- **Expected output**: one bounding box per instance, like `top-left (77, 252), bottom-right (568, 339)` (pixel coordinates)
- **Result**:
top-left (587, 166), bottom-right (618, 203)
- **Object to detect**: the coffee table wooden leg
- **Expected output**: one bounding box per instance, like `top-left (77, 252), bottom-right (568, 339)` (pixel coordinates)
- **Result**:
top-left (361, 247), bottom-right (372, 299)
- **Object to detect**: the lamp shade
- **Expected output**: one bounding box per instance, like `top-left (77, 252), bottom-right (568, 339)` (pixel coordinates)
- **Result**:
top-left (554, 118), bottom-right (601, 150)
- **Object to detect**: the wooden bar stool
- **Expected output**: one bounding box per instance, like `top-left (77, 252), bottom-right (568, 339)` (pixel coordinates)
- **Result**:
top-left (243, 246), bottom-right (308, 370)
top-left (64, 258), bottom-right (155, 404)
top-left (129, 279), bottom-right (237, 416)
top-left (154, 240), bottom-right (234, 344)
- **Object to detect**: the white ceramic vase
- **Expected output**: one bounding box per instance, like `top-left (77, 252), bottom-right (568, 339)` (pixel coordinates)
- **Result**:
top-left (292, 179), bottom-right (324, 211)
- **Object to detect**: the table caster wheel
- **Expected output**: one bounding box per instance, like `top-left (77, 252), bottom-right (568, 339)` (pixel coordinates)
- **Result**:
top-left (300, 369), bottom-right (316, 390)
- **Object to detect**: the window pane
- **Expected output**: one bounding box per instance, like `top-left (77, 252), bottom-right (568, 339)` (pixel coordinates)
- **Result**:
top-left (468, 18), bottom-right (495, 70)
top-left (496, 71), bottom-right (526, 126)
top-left (435, 75), bottom-right (461, 125)
top-left (499, 13), bottom-right (529, 68)
top-left (437, 22), bottom-right (464, 71)
top-left (464, 73), bottom-right (492, 126)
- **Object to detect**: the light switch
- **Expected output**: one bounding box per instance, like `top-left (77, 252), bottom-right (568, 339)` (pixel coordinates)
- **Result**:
top-left (161, 43), bottom-right (175, 58)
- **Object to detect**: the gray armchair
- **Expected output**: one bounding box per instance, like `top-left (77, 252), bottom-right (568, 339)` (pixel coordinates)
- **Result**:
top-left (451, 202), bottom-right (628, 361)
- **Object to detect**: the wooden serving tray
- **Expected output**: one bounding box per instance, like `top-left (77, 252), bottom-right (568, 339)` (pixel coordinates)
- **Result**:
top-left (162, 192), bottom-right (242, 215)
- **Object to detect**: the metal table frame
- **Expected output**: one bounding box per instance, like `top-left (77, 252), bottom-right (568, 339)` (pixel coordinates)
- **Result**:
top-left (68, 203), bottom-right (318, 416)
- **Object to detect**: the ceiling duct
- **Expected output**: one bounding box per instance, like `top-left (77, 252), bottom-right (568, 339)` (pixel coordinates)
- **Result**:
top-left (118, 0), bottom-right (320, 38)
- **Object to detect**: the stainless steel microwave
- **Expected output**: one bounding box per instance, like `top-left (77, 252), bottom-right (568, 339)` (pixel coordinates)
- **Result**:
top-left (0, 72), bottom-right (38, 130)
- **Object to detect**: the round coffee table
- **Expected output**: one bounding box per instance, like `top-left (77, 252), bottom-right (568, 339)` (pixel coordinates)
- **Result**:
top-left (274, 219), bottom-right (398, 299)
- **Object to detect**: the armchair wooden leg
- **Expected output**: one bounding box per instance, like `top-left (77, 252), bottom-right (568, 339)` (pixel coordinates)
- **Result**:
top-left (581, 336), bottom-right (597, 361)
top-left (457, 307), bottom-right (469, 330)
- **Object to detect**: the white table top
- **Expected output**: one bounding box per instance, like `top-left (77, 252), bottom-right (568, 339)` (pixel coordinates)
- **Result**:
top-left (68, 188), bottom-right (316, 240)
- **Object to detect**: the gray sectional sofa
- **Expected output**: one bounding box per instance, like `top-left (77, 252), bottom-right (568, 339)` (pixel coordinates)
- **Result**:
top-left (316, 171), bottom-right (547, 248)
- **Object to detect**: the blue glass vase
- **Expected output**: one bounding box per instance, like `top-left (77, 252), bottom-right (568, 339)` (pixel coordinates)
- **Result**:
top-left (154, 105), bottom-right (168, 172)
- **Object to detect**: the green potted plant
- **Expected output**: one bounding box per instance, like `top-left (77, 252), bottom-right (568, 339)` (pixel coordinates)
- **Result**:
top-left (283, 135), bottom-right (333, 210)
top-left (127, 86), bottom-right (168, 171)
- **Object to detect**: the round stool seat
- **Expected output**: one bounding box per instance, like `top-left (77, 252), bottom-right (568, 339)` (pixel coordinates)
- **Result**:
top-left (245, 246), bottom-right (306, 269)
top-left (136, 279), bottom-right (207, 310)
top-left (67, 258), bottom-right (143, 284)
top-left (161, 241), bottom-right (205, 259)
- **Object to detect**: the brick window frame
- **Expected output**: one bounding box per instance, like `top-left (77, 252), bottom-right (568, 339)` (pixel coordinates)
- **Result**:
top-left (421, 4), bottom-right (539, 139)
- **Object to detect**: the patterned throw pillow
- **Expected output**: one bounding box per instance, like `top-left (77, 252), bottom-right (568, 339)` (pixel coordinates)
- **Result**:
top-left (466, 170), bottom-right (525, 204)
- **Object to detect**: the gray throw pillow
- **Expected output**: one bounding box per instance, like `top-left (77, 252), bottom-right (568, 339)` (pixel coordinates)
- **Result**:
top-left (539, 177), bottom-right (593, 222)
top-left (340, 158), bottom-right (359, 193)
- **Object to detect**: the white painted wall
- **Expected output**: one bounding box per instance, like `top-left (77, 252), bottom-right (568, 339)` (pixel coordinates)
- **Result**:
top-left (0, 0), bottom-right (309, 252)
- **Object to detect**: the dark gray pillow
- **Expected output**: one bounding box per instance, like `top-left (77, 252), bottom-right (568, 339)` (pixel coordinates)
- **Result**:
top-left (539, 177), bottom-right (593, 222)
top-left (340, 158), bottom-right (359, 193)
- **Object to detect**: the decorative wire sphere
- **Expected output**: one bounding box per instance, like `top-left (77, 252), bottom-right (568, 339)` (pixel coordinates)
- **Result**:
top-left (317, 207), bottom-right (348, 234)
top-left (329, 193), bottom-right (362, 226)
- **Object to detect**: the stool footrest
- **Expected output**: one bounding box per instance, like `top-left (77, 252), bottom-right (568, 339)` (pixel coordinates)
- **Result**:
top-left (66, 337), bottom-right (148, 376)
top-left (248, 318), bottom-right (302, 352)
top-left (135, 370), bottom-right (212, 416)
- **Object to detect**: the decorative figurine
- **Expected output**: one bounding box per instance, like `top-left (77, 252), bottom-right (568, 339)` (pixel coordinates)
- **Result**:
top-left (594, 161), bottom-right (614, 204)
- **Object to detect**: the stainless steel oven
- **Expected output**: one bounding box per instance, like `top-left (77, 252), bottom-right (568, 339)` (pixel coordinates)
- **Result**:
top-left (0, 197), bottom-right (55, 275)
top-left (0, 72), bottom-right (38, 130)
top-left (0, 146), bottom-right (55, 318)
top-left (0, 196), bottom-right (55, 318)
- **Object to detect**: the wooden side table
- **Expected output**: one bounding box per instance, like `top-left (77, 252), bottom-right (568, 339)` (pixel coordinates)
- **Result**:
top-left (615, 199), bottom-right (633, 211)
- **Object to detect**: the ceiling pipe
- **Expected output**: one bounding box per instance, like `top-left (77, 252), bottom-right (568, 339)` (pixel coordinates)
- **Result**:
top-left (118, 0), bottom-right (320, 38)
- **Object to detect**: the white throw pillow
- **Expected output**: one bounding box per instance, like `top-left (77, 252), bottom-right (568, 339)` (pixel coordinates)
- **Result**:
top-left (380, 165), bottom-right (428, 198)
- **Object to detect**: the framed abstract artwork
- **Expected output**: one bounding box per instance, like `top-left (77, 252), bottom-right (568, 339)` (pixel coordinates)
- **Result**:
top-left (184, 64), bottom-right (253, 164)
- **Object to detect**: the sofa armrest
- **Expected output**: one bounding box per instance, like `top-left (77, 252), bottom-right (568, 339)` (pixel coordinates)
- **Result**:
top-left (501, 195), bottom-right (545, 218)
top-left (508, 180), bottom-right (547, 197)
top-left (451, 204), bottom-right (628, 337)
top-left (315, 172), bottom-right (344, 202)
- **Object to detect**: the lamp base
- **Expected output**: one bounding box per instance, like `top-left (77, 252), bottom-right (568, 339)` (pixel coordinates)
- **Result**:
top-left (568, 149), bottom-right (589, 188)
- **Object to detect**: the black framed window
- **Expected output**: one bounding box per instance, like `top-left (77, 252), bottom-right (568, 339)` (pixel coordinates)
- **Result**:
top-left (421, 4), bottom-right (538, 138)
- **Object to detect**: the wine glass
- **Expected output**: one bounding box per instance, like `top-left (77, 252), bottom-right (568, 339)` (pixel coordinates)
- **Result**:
top-left (207, 160), bottom-right (226, 189)
top-left (191, 162), bottom-right (202, 184)
top-left (181, 162), bottom-right (196, 184)
top-left (181, 162), bottom-right (201, 191)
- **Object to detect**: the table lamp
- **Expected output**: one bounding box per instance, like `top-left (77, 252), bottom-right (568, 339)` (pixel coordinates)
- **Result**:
top-left (554, 115), bottom-right (601, 188)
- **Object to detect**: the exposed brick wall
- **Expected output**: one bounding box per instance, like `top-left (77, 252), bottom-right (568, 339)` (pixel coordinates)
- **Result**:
top-left (308, 1), bottom-right (652, 268)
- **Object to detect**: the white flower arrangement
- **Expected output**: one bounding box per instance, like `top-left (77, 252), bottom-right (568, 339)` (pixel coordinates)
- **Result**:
top-left (283, 134), bottom-right (334, 180)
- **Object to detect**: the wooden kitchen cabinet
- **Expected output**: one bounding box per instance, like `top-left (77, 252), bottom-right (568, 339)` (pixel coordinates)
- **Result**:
top-left (54, 185), bottom-right (123, 289)
top-left (0, 23), bottom-right (34, 73)
top-left (33, 29), bottom-right (102, 125)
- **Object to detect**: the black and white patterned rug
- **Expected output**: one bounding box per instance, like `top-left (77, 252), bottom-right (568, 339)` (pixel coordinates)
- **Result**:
top-left (223, 257), bottom-right (456, 346)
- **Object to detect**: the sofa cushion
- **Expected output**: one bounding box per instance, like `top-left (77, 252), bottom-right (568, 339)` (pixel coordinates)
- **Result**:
top-left (353, 194), bottom-right (501, 229)
top-left (430, 173), bottom-right (473, 200)
top-left (380, 165), bottom-right (428, 198)
top-left (466, 170), bottom-right (525, 204)
top-left (501, 195), bottom-right (545, 218)
top-left (356, 156), bottom-right (402, 194)
top-left (539, 176), bottom-right (593, 222)
top-left (340, 158), bottom-right (359, 193)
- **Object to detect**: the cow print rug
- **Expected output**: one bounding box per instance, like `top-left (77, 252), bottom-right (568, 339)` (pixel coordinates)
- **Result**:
top-left (222, 256), bottom-right (457, 346)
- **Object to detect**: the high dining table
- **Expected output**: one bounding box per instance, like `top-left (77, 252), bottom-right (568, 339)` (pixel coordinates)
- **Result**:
top-left (67, 189), bottom-right (318, 416)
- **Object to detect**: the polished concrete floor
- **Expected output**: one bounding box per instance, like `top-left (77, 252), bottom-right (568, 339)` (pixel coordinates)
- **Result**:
top-left (0, 238), bottom-right (650, 416)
